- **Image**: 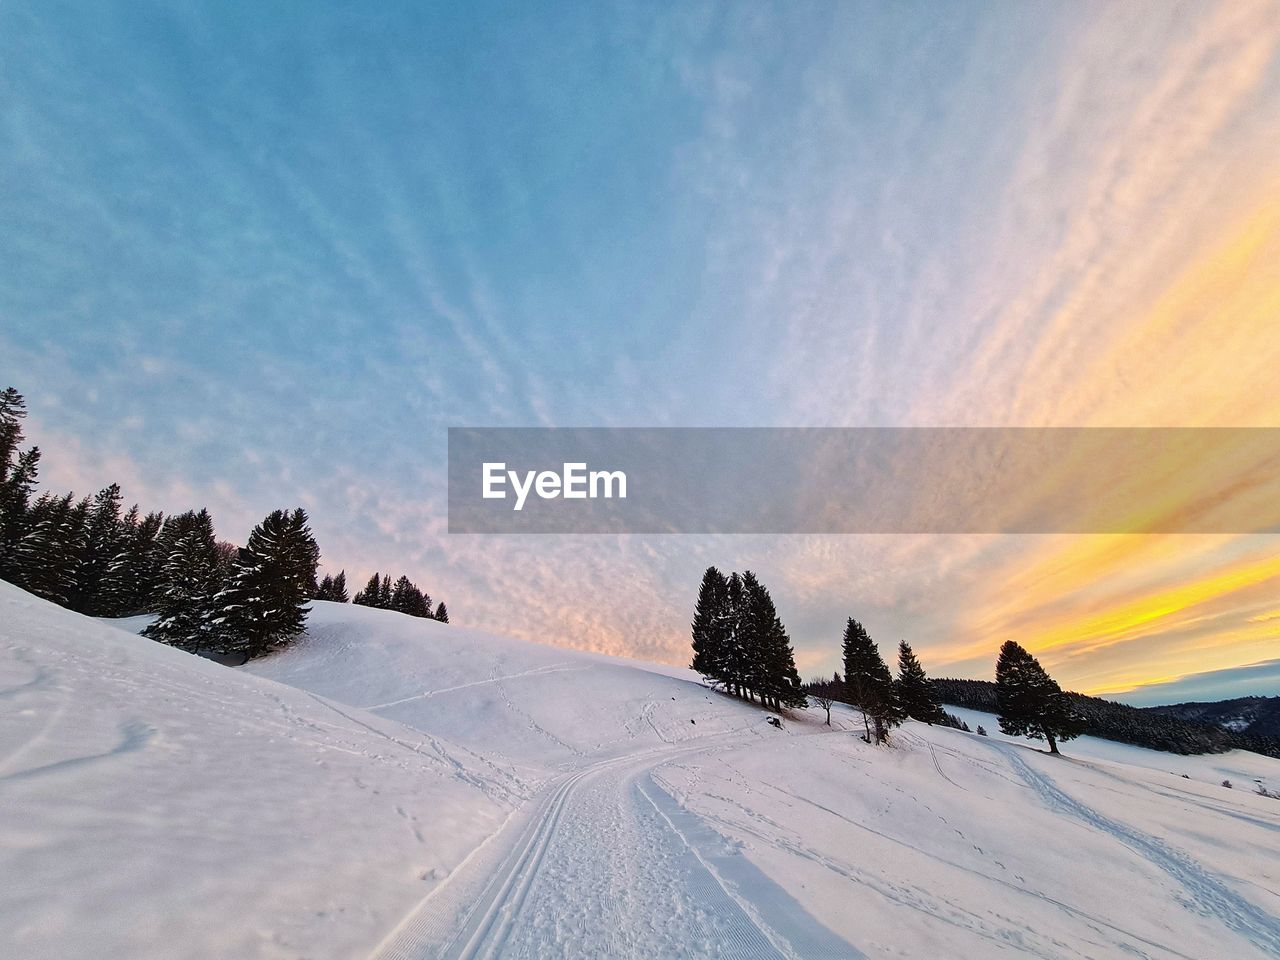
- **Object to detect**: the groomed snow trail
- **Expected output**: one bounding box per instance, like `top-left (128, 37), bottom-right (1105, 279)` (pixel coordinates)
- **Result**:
top-left (371, 735), bottom-right (858, 960)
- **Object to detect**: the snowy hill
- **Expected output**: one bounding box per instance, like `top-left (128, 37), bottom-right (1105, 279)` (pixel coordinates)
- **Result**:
top-left (0, 582), bottom-right (515, 960)
top-left (5, 586), bottom-right (1280, 959)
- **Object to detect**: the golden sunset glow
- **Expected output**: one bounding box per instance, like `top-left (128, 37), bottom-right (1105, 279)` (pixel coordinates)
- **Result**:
top-left (931, 175), bottom-right (1280, 697)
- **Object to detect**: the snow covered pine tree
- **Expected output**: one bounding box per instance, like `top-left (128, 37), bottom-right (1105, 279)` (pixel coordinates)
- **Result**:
top-left (216, 508), bottom-right (319, 660)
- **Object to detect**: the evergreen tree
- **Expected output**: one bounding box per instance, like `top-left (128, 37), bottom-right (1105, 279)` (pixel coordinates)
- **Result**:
top-left (353, 572), bottom-right (381, 606)
top-left (691, 567), bottom-right (803, 710)
top-left (74, 483), bottom-right (125, 614)
top-left (121, 510), bottom-right (164, 613)
top-left (0, 387), bottom-right (40, 579)
top-left (842, 617), bottom-right (903, 743)
top-left (896, 640), bottom-right (946, 724)
top-left (409, 583), bottom-right (431, 618)
top-left (740, 571), bottom-right (805, 710)
top-left (723, 572), bottom-right (746, 697)
top-left (97, 504), bottom-right (139, 616)
top-left (391, 574), bottom-right (416, 614)
top-left (690, 566), bottom-right (730, 689)
top-left (143, 509), bottom-right (222, 652)
top-left (12, 492), bottom-right (85, 605)
top-left (392, 576), bottom-right (432, 617)
top-left (738, 571), bottom-right (769, 704)
top-left (216, 508), bottom-right (319, 659)
top-left (995, 641), bottom-right (1085, 755)
top-left (433, 601), bottom-right (449, 623)
top-left (378, 573), bottom-right (392, 608)
top-left (330, 569), bottom-right (348, 603)
top-left (315, 573), bottom-right (335, 600)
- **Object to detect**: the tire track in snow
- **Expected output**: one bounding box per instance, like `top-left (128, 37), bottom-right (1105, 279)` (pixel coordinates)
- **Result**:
top-left (998, 745), bottom-right (1280, 957)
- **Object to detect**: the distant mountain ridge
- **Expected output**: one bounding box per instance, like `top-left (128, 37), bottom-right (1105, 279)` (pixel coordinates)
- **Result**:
top-left (932, 678), bottom-right (1280, 759)
top-left (1147, 696), bottom-right (1280, 740)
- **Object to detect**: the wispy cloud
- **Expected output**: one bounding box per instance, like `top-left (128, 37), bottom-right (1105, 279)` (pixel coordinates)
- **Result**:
top-left (2, 3), bottom-right (1279, 698)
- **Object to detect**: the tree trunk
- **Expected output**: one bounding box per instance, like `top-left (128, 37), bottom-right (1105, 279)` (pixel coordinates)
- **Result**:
top-left (1045, 729), bottom-right (1059, 754)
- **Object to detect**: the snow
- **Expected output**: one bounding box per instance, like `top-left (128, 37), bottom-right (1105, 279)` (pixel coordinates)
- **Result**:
top-left (0, 584), bottom-right (510, 960)
top-left (4, 583), bottom-right (1280, 959)
top-left (941, 703), bottom-right (1280, 789)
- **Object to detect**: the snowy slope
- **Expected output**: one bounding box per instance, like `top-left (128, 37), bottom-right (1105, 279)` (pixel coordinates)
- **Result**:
top-left (244, 601), bottom-right (784, 775)
top-left (0, 583), bottom-right (513, 960)
top-left (5, 587), bottom-right (1280, 960)
top-left (243, 603), bottom-right (1280, 960)
top-left (942, 703), bottom-right (1280, 790)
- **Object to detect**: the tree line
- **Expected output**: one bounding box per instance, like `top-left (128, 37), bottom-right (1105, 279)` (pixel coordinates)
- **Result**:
top-left (690, 566), bottom-right (806, 710)
top-left (689, 565), bottom-right (1088, 754)
top-left (0, 387), bottom-right (450, 661)
top-left (349, 571), bottom-right (448, 623)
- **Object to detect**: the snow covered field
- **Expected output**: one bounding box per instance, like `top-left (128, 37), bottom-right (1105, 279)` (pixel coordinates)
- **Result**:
top-left (3, 581), bottom-right (1280, 959)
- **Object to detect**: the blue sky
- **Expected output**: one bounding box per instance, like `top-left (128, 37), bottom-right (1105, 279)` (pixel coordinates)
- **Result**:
top-left (3, 2), bottom-right (1280, 702)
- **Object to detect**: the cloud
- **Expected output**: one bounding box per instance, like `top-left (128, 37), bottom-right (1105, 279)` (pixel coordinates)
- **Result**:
top-left (1113, 659), bottom-right (1280, 707)
top-left (3, 3), bottom-right (1279, 700)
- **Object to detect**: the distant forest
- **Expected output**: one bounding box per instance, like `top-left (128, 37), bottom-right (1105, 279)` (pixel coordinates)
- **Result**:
top-left (933, 678), bottom-right (1280, 759)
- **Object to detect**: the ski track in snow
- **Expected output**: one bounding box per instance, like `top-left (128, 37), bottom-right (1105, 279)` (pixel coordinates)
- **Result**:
top-left (361, 664), bottom-right (586, 711)
top-left (994, 743), bottom-right (1280, 957)
top-left (369, 733), bottom-right (858, 960)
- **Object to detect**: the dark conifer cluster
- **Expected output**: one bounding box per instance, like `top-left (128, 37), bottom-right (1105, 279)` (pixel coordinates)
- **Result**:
top-left (689, 566), bottom-right (806, 710)
top-left (351, 571), bottom-right (448, 621)
top-left (314, 570), bottom-right (350, 602)
top-left (0, 387), bottom-right (451, 661)
top-left (798, 622), bottom-right (965, 744)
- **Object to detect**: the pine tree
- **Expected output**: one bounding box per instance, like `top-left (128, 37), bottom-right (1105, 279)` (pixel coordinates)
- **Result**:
top-left (842, 617), bottom-right (903, 743)
top-left (143, 510), bottom-right (222, 652)
top-left (378, 573), bottom-right (392, 609)
top-left (74, 483), bottom-right (124, 614)
top-left (738, 571), bottom-right (768, 704)
top-left (408, 583), bottom-right (431, 617)
top-left (995, 641), bottom-right (1085, 755)
top-left (896, 640), bottom-right (946, 724)
top-left (330, 569), bottom-right (349, 603)
top-left (0, 387), bottom-right (41, 579)
top-left (315, 573), bottom-right (335, 600)
top-left (739, 571), bottom-right (805, 710)
top-left (723, 572), bottom-right (746, 697)
top-left (690, 566), bottom-right (730, 689)
top-left (216, 508), bottom-right (319, 659)
top-left (386, 575), bottom-right (432, 617)
top-left (97, 504), bottom-right (139, 616)
top-left (391, 574), bottom-right (415, 614)
top-left (353, 572), bottom-right (381, 606)
top-left (433, 601), bottom-right (449, 623)
top-left (12, 492), bottom-right (85, 604)
top-left (123, 510), bottom-right (164, 613)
